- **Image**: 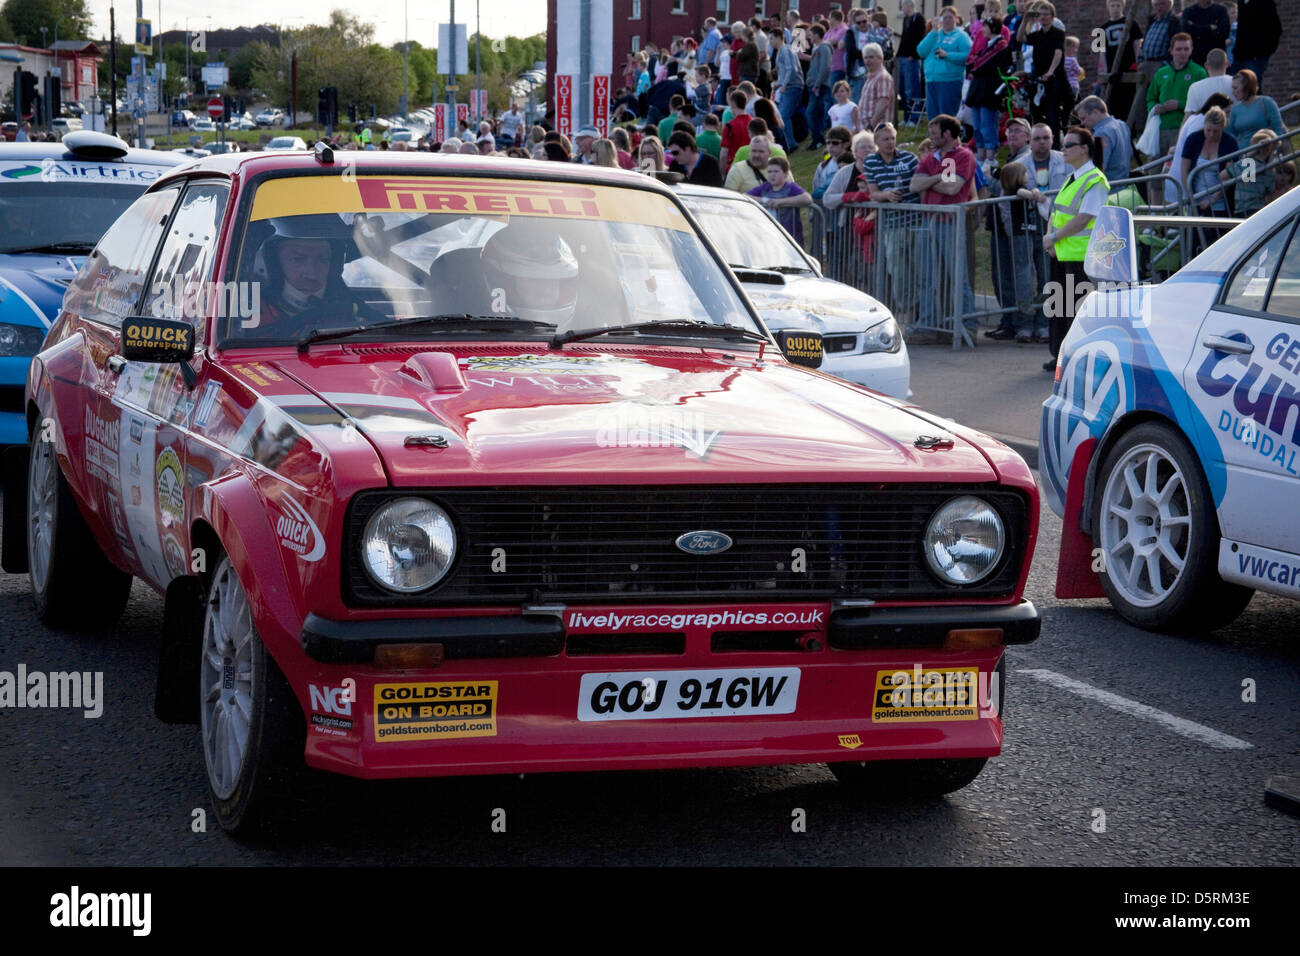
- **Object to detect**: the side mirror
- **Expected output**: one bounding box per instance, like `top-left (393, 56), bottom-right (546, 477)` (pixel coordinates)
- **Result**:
top-left (1084, 205), bottom-right (1138, 284)
top-left (776, 329), bottom-right (823, 369)
top-left (121, 317), bottom-right (196, 364)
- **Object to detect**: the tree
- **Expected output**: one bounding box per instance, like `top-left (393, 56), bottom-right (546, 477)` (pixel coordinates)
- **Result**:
top-left (1, 0), bottom-right (92, 46)
top-left (0, 13), bottom-right (15, 42)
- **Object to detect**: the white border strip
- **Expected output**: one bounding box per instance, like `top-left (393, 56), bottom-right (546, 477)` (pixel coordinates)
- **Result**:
top-left (1017, 668), bottom-right (1253, 750)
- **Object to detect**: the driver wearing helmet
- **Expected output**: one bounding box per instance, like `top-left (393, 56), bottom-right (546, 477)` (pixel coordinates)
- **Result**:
top-left (479, 222), bottom-right (580, 329)
top-left (246, 214), bottom-right (375, 335)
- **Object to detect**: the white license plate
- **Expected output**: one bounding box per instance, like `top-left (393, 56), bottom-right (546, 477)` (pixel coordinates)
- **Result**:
top-left (577, 668), bottom-right (801, 722)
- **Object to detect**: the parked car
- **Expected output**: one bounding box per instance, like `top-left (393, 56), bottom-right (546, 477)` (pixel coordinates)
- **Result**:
top-left (0, 131), bottom-right (183, 447)
top-left (172, 146), bottom-right (212, 157)
top-left (171, 109), bottom-right (196, 128)
top-left (191, 117), bottom-right (215, 132)
top-left (50, 117), bottom-right (83, 138)
top-left (676, 183), bottom-right (910, 399)
top-left (4, 152), bottom-right (1039, 834)
top-left (255, 108), bottom-right (285, 127)
top-left (389, 130), bottom-right (415, 150)
top-left (264, 135), bottom-right (307, 151)
top-left (1, 122), bottom-right (17, 142)
top-left (1041, 199), bottom-right (1300, 632)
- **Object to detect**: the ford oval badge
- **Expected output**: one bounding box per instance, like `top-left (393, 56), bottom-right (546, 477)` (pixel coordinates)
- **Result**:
top-left (675, 531), bottom-right (733, 555)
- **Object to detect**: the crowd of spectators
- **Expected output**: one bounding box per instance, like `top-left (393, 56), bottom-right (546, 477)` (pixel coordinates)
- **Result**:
top-left (295, 2), bottom-right (1292, 356)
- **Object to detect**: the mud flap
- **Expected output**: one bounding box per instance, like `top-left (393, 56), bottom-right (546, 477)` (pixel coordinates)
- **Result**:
top-left (2, 444), bottom-right (30, 574)
top-left (156, 575), bottom-right (205, 724)
top-left (1056, 437), bottom-right (1106, 599)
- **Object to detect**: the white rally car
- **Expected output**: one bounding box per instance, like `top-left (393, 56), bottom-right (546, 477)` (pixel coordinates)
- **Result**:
top-left (1040, 195), bottom-right (1300, 632)
top-left (676, 184), bottom-right (911, 399)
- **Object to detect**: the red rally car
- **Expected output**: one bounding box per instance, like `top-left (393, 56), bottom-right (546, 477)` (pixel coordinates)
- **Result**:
top-left (2, 148), bottom-right (1040, 834)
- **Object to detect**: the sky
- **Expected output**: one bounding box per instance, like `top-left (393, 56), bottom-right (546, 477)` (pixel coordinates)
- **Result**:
top-left (90, 1), bottom-right (548, 48)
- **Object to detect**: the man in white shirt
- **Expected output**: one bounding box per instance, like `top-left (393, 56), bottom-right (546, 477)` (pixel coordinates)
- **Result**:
top-left (498, 103), bottom-right (525, 146)
top-left (1183, 47), bottom-right (1234, 114)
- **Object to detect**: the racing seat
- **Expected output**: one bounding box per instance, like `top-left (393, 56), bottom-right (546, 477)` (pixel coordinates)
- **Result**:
top-left (424, 247), bottom-right (491, 316)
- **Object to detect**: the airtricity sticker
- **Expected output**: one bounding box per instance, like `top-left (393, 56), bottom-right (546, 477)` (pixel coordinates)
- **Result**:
top-left (275, 493), bottom-right (325, 562)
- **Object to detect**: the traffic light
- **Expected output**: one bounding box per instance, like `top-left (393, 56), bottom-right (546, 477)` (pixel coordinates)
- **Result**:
top-left (46, 76), bottom-right (60, 121)
top-left (316, 86), bottom-right (338, 127)
top-left (222, 94), bottom-right (234, 123)
top-left (18, 71), bottom-right (38, 119)
top-left (347, 103), bottom-right (357, 125)
top-left (369, 103), bottom-right (376, 120)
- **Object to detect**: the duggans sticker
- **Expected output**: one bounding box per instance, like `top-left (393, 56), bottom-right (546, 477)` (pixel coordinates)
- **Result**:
top-left (374, 681), bottom-right (498, 741)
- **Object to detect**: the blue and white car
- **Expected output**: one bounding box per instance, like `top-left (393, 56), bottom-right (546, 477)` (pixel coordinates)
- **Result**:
top-left (1041, 195), bottom-right (1300, 632)
top-left (677, 184), bottom-right (911, 399)
top-left (0, 131), bottom-right (183, 446)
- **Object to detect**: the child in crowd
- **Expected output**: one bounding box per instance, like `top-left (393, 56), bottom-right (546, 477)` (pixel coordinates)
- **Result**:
top-left (748, 155), bottom-right (812, 244)
top-left (828, 81), bottom-right (860, 133)
top-left (1063, 36), bottom-right (1083, 99)
top-left (1225, 130), bottom-right (1277, 216)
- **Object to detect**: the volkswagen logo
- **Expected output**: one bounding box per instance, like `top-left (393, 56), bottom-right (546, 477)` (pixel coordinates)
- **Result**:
top-left (675, 531), bottom-right (733, 555)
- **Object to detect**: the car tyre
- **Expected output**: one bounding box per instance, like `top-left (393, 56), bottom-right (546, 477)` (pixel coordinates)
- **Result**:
top-left (201, 552), bottom-right (306, 837)
top-left (828, 757), bottom-right (989, 797)
top-left (26, 429), bottom-right (132, 628)
top-left (1093, 422), bottom-right (1253, 633)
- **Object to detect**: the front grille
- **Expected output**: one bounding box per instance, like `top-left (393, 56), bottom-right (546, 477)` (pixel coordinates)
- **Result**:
top-left (0, 386), bottom-right (24, 413)
top-left (344, 485), bottom-right (1028, 607)
top-left (824, 334), bottom-right (858, 354)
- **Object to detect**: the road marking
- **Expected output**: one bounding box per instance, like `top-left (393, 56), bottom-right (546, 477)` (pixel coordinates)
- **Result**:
top-left (1016, 668), bottom-right (1253, 750)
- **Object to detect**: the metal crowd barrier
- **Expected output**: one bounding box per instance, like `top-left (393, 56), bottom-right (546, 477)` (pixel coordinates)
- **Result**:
top-left (807, 183), bottom-right (1255, 350)
top-left (814, 194), bottom-right (1052, 350)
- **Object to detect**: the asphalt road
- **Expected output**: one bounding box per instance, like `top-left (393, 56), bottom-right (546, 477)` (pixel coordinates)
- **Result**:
top-left (1, 471), bottom-right (1297, 866)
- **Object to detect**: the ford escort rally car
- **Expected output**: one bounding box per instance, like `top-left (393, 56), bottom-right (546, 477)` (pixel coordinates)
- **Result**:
top-left (3, 148), bottom-right (1039, 833)
top-left (1041, 197), bottom-right (1300, 632)
top-left (0, 132), bottom-right (183, 446)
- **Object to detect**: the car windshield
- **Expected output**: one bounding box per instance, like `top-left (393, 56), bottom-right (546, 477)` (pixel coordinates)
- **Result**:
top-left (267, 137), bottom-right (298, 148)
top-left (0, 176), bottom-right (151, 253)
top-left (678, 193), bottom-right (812, 273)
top-left (221, 174), bottom-right (759, 346)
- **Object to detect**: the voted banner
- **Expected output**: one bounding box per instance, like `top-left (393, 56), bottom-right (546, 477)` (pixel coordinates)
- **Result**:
top-left (592, 74), bottom-right (610, 137)
top-left (456, 102), bottom-right (469, 127)
top-left (432, 103), bottom-right (449, 143)
top-left (556, 75), bottom-right (575, 138)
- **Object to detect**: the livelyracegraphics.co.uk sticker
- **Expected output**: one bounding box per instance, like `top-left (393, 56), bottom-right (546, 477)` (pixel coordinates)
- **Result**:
top-left (374, 681), bottom-right (498, 741)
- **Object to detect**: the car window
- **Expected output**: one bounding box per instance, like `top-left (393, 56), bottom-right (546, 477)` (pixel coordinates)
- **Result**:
top-left (1221, 219), bottom-right (1294, 314)
top-left (145, 182), bottom-right (230, 343)
top-left (678, 194), bottom-right (810, 272)
top-left (64, 186), bottom-right (181, 328)
top-left (1264, 224), bottom-right (1300, 320)
top-left (221, 175), bottom-right (758, 347)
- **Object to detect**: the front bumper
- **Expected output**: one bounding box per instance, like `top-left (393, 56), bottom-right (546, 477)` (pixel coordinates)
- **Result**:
top-left (294, 600), bottom-right (1036, 779)
top-left (0, 356), bottom-right (32, 445)
top-left (820, 343), bottom-right (912, 400)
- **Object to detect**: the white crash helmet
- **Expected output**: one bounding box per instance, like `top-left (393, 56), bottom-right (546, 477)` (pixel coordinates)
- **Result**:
top-left (481, 223), bottom-right (580, 326)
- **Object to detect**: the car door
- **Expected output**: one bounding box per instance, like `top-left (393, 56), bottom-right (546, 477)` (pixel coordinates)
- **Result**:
top-left (60, 184), bottom-right (180, 579)
top-left (1182, 213), bottom-right (1300, 561)
top-left (121, 180), bottom-right (231, 589)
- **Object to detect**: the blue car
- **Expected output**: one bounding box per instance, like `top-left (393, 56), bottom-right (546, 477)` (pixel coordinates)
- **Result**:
top-left (0, 131), bottom-right (184, 445)
top-left (1041, 196), bottom-right (1300, 633)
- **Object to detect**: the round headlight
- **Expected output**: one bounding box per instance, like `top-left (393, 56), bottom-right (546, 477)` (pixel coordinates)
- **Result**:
top-left (361, 498), bottom-right (457, 593)
top-left (923, 496), bottom-right (1006, 585)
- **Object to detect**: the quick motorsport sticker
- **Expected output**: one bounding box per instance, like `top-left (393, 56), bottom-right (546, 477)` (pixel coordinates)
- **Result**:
top-left (374, 681), bottom-right (498, 741)
top-left (872, 668), bottom-right (979, 722)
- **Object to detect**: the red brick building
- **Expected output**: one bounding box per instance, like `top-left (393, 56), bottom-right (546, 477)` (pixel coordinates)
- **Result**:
top-left (547, 1), bottom-right (1295, 103)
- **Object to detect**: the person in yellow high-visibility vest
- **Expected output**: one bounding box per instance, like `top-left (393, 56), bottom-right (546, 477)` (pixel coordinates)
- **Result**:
top-left (1042, 125), bottom-right (1108, 370)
